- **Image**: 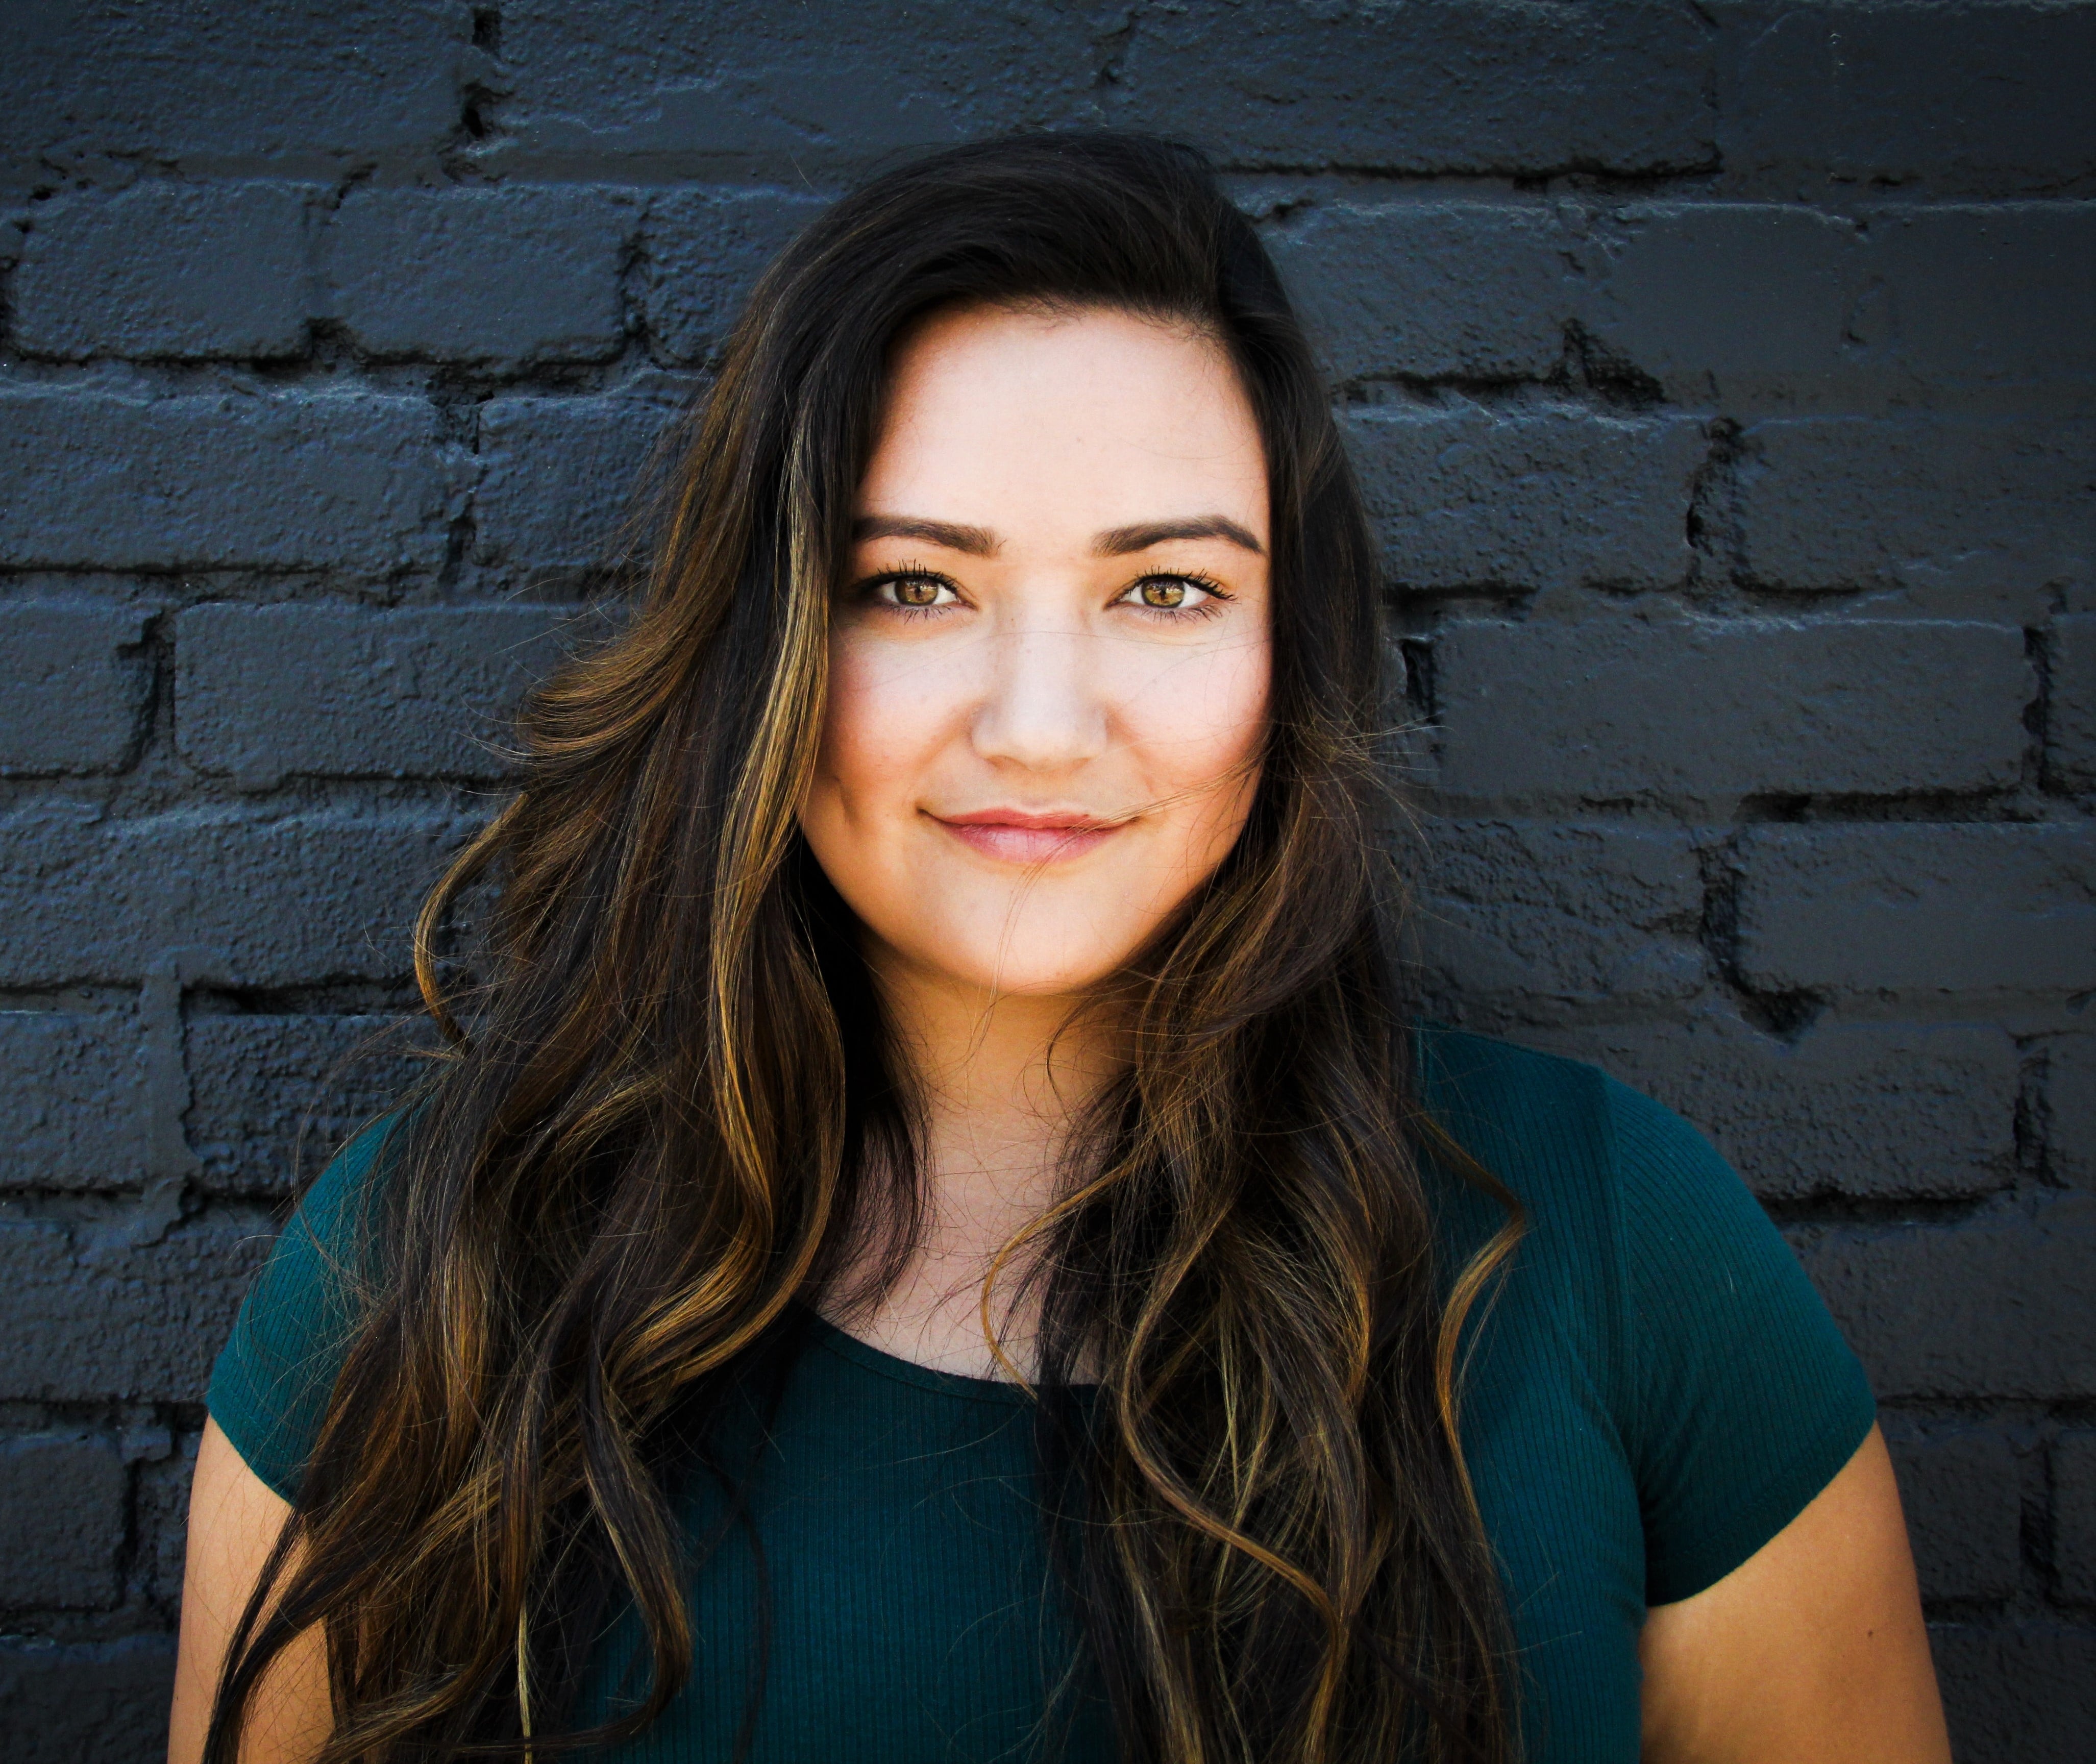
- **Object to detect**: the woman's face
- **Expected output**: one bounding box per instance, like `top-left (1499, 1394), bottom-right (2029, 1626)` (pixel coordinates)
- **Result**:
top-left (798, 303), bottom-right (1272, 1002)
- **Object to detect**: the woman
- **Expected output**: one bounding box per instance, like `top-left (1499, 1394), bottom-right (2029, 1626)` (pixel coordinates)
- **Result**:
top-left (170, 133), bottom-right (1949, 1763)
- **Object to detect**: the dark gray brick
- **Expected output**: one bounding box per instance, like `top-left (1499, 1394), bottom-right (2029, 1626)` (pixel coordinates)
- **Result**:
top-left (1863, 205), bottom-right (2096, 405)
top-left (0, 388), bottom-right (460, 572)
top-left (176, 602), bottom-right (572, 786)
top-left (0, 0), bottom-right (462, 163)
top-left (13, 181), bottom-right (314, 359)
top-left (477, 395), bottom-right (680, 572)
top-left (0, 1012), bottom-right (152, 1191)
top-left (497, 2), bottom-right (1101, 173)
top-left (188, 1014), bottom-right (425, 1196)
top-left (0, 1433), bottom-right (126, 1609)
top-left (1584, 205), bottom-right (1860, 409)
top-left (1433, 615), bottom-right (2030, 807)
top-left (2049, 613), bottom-right (2096, 790)
top-left (1733, 418), bottom-right (2093, 609)
top-left (1521, 1012), bottom-right (2018, 1202)
top-left (0, 1635), bottom-right (176, 1764)
top-left (136, 1430), bottom-right (199, 1610)
top-left (0, 806), bottom-right (474, 988)
top-left (1118, 2), bottom-right (1711, 175)
top-left (0, 1215), bottom-right (270, 1402)
top-left (322, 186), bottom-right (634, 362)
top-left (1735, 823), bottom-right (2096, 998)
top-left (1406, 820), bottom-right (1706, 1013)
top-left (2050, 1036), bottom-right (2096, 1191)
top-left (1268, 203), bottom-right (1576, 384)
top-left (0, 602), bottom-right (151, 775)
top-left (1791, 1191), bottom-right (2096, 1400)
top-left (2057, 1431), bottom-right (2096, 1604)
top-left (1881, 1424), bottom-right (2022, 1604)
top-left (1930, 1624), bottom-right (2096, 1764)
top-left (1350, 408), bottom-right (1705, 593)
top-left (1715, 1), bottom-right (2096, 193)
top-left (640, 188), bottom-right (827, 366)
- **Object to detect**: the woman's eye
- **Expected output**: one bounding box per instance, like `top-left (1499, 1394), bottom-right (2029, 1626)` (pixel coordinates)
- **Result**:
top-left (872, 573), bottom-right (957, 609)
top-left (1119, 575), bottom-right (1217, 612)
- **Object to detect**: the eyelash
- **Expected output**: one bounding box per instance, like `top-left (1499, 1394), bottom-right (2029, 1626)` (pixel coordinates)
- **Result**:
top-left (851, 565), bottom-right (1234, 620)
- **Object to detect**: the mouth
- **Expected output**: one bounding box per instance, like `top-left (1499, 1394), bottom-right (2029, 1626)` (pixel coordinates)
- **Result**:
top-left (928, 806), bottom-right (1128, 865)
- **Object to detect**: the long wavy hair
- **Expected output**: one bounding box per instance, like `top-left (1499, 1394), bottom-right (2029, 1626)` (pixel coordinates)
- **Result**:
top-left (207, 132), bottom-right (1524, 1764)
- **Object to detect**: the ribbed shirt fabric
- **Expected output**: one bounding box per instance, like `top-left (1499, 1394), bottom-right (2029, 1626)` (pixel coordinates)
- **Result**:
top-left (208, 1028), bottom-right (1876, 1762)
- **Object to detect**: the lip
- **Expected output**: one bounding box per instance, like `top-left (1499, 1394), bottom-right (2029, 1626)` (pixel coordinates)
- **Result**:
top-left (929, 806), bottom-right (1127, 865)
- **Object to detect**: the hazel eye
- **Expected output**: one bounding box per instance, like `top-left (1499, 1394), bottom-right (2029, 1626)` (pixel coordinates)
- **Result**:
top-left (871, 572), bottom-right (957, 609)
top-left (1118, 575), bottom-right (1221, 612)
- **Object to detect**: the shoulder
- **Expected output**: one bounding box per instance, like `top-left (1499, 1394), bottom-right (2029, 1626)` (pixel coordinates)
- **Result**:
top-left (1414, 1023), bottom-right (1747, 1242)
top-left (1414, 1028), bottom-right (1877, 1600)
top-left (269, 1109), bottom-right (409, 1298)
top-left (207, 1111), bottom-right (408, 1501)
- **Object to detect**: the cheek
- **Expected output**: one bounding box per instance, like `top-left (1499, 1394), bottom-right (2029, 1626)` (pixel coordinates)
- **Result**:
top-left (811, 635), bottom-right (943, 821)
top-left (1124, 633), bottom-right (1271, 802)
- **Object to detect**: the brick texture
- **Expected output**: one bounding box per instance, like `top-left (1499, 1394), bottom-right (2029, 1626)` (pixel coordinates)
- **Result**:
top-left (1352, 406), bottom-right (1704, 592)
top-left (1732, 416), bottom-right (2093, 611)
top-left (1929, 1625), bottom-right (2096, 1764)
top-left (321, 186), bottom-right (634, 362)
top-left (1432, 614), bottom-right (2030, 807)
top-left (1792, 1193), bottom-right (2096, 1402)
top-left (0, 388), bottom-right (462, 572)
top-left (0, 1636), bottom-right (180, 1764)
top-left (0, 1435), bottom-right (127, 1609)
top-left (14, 180), bottom-right (315, 360)
top-left (1268, 203), bottom-right (1577, 384)
top-left (187, 1014), bottom-right (427, 1196)
top-left (1733, 823), bottom-right (2096, 998)
top-left (0, 602), bottom-right (151, 775)
top-left (3, 3), bottom-right (2087, 1755)
top-left (1883, 1423), bottom-right (2024, 1604)
top-left (1524, 1012), bottom-right (2019, 1202)
top-left (2050, 1036), bottom-right (2096, 1191)
top-left (175, 602), bottom-right (573, 785)
top-left (2050, 614), bottom-right (2096, 789)
top-left (0, 1012), bottom-right (153, 1190)
top-left (476, 395), bottom-right (680, 571)
top-left (0, 1216), bottom-right (273, 1403)
top-left (0, 807), bottom-right (475, 988)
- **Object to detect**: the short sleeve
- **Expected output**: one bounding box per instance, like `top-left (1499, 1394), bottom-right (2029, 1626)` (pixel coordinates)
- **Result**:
top-left (207, 1115), bottom-right (399, 1502)
top-left (1607, 1076), bottom-right (1877, 1606)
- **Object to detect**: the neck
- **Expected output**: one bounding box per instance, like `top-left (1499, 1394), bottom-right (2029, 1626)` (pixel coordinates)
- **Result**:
top-left (829, 946), bottom-right (1120, 1379)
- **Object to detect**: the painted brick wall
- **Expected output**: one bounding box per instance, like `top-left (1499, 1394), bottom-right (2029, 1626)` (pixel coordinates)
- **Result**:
top-left (2, 4), bottom-right (2090, 1757)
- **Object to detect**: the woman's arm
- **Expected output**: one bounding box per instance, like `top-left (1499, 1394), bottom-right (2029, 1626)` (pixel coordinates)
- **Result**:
top-left (167, 1418), bottom-right (332, 1764)
top-left (1638, 1424), bottom-right (1950, 1763)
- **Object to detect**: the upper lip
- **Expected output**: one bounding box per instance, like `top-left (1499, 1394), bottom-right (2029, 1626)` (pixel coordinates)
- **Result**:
top-left (933, 807), bottom-right (1124, 829)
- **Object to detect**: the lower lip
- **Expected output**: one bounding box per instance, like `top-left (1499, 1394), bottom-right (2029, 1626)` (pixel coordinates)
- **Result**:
top-left (933, 819), bottom-right (1122, 864)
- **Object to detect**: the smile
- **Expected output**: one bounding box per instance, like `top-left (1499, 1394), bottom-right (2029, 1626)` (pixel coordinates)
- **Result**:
top-left (929, 808), bottom-right (1127, 865)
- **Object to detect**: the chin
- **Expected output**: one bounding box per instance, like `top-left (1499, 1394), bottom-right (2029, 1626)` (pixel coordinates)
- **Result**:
top-left (934, 948), bottom-right (1128, 1000)
top-left (885, 914), bottom-right (1147, 1000)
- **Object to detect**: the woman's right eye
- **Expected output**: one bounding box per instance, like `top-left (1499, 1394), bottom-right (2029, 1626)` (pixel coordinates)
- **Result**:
top-left (869, 572), bottom-right (959, 610)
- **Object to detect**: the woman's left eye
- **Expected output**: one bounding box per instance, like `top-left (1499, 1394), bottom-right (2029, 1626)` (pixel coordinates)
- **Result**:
top-left (1118, 575), bottom-right (1220, 612)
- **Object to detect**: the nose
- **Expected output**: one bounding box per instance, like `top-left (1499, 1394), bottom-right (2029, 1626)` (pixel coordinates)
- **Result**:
top-left (969, 615), bottom-right (1111, 774)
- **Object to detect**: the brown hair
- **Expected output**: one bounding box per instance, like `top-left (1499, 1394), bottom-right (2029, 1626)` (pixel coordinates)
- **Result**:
top-left (208, 131), bottom-right (1523, 1764)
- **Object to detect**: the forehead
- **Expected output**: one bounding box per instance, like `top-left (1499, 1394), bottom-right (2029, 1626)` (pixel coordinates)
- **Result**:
top-left (858, 304), bottom-right (1270, 543)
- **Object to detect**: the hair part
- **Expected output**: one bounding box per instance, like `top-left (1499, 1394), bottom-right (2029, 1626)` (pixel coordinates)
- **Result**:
top-left (209, 131), bottom-right (1524, 1764)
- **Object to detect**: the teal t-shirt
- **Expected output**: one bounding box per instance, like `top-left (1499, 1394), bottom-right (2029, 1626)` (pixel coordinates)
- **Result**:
top-left (208, 1029), bottom-right (1876, 1762)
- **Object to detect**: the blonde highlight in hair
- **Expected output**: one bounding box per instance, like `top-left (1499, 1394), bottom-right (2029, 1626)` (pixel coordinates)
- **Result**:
top-left (208, 133), bottom-right (1524, 1764)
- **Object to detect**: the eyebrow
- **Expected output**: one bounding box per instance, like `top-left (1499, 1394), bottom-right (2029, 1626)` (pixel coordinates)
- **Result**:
top-left (1093, 516), bottom-right (1266, 557)
top-left (851, 514), bottom-right (1000, 556)
top-left (852, 511), bottom-right (1267, 559)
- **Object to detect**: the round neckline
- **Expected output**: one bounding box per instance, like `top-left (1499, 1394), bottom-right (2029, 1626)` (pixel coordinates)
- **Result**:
top-left (802, 1310), bottom-right (1041, 1406)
